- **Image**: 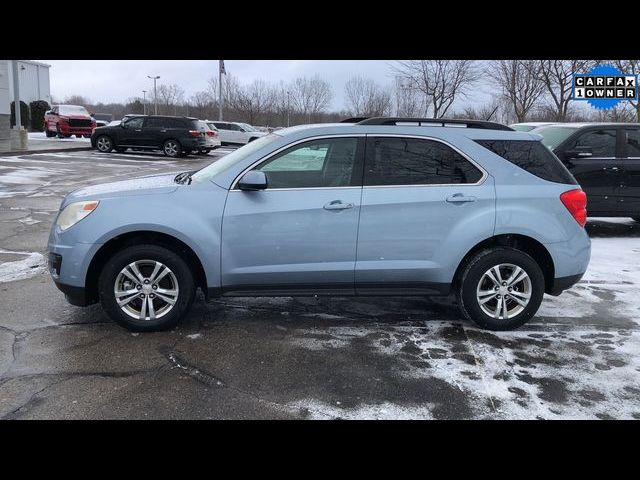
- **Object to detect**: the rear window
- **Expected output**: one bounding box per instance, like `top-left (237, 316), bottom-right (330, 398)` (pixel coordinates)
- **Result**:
top-left (475, 139), bottom-right (577, 185)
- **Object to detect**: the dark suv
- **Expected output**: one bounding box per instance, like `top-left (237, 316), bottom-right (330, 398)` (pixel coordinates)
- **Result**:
top-left (91, 115), bottom-right (207, 158)
top-left (535, 123), bottom-right (640, 220)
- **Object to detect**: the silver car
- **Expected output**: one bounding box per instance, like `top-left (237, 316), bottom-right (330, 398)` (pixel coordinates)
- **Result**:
top-left (48, 117), bottom-right (590, 332)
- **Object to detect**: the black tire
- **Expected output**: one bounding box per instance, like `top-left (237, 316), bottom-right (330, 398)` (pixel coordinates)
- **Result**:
top-left (115, 147), bottom-right (128, 153)
top-left (163, 139), bottom-right (182, 158)
top-left (95, 135), bottom-right (114, 153)
top-left (98, 244), bottom-right (196, 332)
top-left (45, 127), bottom-right (55, 138)
top-left (199, 149), bottom-right (211, 155)
top-left (456, 247), bottom-right (545, 331)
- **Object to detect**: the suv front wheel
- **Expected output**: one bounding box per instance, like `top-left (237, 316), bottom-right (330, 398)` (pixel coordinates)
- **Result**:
top-left (163, 139), bottom-right (182, 158)
top-left (98, 244), bottom-right (196, 332)
top-left (456, 247), bottom-right (545, 330)
top-left (95, 135), bottom-right (113, 153)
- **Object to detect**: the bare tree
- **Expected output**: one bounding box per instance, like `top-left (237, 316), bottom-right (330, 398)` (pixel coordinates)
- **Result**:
top-left (156, 84), bottom-right (185, 115)
top-left (531, 60), bottom-right (598, 121)
top-left (613, 60), bottom-right (640, 122)
top-left (486, 60), bottom-right (545, 122)
top-left (63, 95), bottom-right (91, 106)
top-left (290, 75), bottom-right (333, 123)
top-left (394, 77), bottom-right (425, 117)
top-left (344, 76), bottom-right (392, 117)
top-left (392, 60), bottom-right (479, 118)
top-left (225, 77), bottom-right (275, 125)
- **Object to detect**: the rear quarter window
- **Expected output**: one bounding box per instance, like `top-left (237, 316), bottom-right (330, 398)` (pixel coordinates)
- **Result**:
top-left (475, 139), bottom-right (577, 185)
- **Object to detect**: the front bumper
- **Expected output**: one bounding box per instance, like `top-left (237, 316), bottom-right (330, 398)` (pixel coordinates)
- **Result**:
top-left (58, 124), bottom-right (94, 136)
top-left (53, 280), bottom-right (90, 307)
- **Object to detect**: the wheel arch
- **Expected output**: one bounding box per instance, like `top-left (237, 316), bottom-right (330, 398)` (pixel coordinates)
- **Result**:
top-left (84, 230), bottom-right (208, 305)
top-left (452, 234), bottom-right (555, 294)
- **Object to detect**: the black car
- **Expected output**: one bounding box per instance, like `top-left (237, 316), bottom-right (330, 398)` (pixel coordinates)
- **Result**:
top-left (90, 115), bottom-right (207, 158)
top-left (535, 123), bottom-right (640, 221)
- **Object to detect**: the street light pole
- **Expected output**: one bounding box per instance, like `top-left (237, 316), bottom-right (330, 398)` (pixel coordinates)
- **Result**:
top-left (147, 75), bottom-right (160, 115)
top-left (142, 90), bottom-right (147, 115)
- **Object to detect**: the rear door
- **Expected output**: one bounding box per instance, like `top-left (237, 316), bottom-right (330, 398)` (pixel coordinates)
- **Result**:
top-left (139, 117), bottom-right (165, 147)
top-left (355, 135), bottom-right (495, 294)
top-left (622, 127), bottom-right (640, 215)
top-left (556, 127), bottom-right (623, 214)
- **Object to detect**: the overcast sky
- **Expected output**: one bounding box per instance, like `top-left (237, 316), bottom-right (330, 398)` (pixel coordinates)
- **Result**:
top-left (37, 60), bottom-right (494, 111)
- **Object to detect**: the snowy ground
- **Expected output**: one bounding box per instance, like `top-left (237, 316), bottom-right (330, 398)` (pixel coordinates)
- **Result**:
top-left (0, 149), bottom-right (638, 419)
top-left (27, 131), bottom-right (90, 143)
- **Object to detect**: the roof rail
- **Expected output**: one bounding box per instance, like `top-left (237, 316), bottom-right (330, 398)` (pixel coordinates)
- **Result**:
top-left (357, 117), bottom-right (514, 131)
top-left (340, 117), bottom-right (369, 123)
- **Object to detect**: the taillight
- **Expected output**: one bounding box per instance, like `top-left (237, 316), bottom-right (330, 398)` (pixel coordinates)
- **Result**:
top-left (189, 130), bottom-right (201, 137)
top-left (560, 189), bottom-right (587, 227)
top-left (206, 131), bottom-right (215, 137)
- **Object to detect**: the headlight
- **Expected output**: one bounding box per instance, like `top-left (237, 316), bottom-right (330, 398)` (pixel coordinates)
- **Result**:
top-left (56, 201), bottom-right (99, 231)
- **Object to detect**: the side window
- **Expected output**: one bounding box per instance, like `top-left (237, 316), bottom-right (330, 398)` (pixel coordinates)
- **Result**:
top-left (144, 117), bottom-right (163, 128)
top-left (365, 137), bottom-right (483, 186)
top-left (123, 117), bottom-right (144, 129)
top-left (228, 123), bottom-right (243, 131)
top-left (625, 129), bottom-right (640, 157)
top-left (255, 137), bottom-right (360, 189)
top-left (571, 129), bottom-right (617, 157)
top-left (213, 122), bottom-right (228, 130)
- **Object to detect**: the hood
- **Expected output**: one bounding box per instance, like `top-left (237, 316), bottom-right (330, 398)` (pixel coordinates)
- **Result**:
top-left (62, 172), bottom-right (181, 207)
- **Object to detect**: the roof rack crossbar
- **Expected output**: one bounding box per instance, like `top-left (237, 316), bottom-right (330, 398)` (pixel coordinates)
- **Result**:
top-left (356, 117), bottom-right (513, 131)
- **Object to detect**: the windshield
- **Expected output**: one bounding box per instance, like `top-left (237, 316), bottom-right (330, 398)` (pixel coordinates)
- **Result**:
top-left (534, 125), bottom-right (579, 150)
top-left (239, 123), bottom-right (257, 132)
top-left (191, 134), bottom-right (279, 184)
top-left (59, 105), bottom-right (90, 116)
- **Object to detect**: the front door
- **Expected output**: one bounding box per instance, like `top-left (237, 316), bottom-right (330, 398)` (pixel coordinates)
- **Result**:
top-left (119, 117), bottom-right (146, 146)
top-left (356, 135), bottom-right (495, 294)
top-left (221, 136), bottom-right (365, 294)
top-left (557, 127), bottom-right (624, 215)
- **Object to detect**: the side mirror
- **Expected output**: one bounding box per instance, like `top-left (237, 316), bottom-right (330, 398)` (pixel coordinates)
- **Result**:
top-left (238, 171), bottom-right (267, 190)
top-left (120, 121), bottom-right (127, 128)
top-left (565, 147), bottom-right (593, 159)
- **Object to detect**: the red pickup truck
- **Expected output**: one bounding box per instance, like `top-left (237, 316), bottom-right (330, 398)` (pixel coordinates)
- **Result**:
top-left (44, 105), bottom-right (96, 138)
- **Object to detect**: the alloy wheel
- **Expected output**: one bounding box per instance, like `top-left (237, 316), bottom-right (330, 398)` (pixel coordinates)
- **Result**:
top-left (114, 260), bottom-right (179, 321)
top-left (476, 263), bottom-right (531, 320)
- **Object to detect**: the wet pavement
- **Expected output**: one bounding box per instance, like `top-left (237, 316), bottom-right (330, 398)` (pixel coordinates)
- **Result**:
top-left (0, 149), bottom-right (639, 419)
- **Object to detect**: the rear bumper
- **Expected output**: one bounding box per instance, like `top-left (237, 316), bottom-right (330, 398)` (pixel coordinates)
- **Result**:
top-left (548, 273), bottom-right (584, 296)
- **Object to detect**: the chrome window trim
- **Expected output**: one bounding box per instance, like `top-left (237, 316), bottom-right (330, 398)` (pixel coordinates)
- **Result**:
top-left (363, 134), bottom-right (488, 187)
top-left (230, 134), bottom-right (366, 190)
top-left (229, 133), bottom-right (488, 191)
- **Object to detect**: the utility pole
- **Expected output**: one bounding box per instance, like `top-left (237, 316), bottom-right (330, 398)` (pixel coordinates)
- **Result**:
top-left (147, 75), bottom-right (160, 115)
top-left (142, 90), bottom-right (147, 115)
top-left (218, 60), bottom-right (225, 121)
top-left (11, 61), bottom-right (21, 130)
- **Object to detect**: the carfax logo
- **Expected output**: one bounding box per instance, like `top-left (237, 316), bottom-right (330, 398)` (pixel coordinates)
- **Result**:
top-left (572, 64), bottom-right (638, 110)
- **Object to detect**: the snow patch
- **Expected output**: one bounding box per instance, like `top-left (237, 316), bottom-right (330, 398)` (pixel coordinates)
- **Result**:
top-left (0, 249), bottom-right (46, 283)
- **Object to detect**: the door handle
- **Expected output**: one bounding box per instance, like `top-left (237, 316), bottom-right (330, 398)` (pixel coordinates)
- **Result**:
top-left (446, 193), bottom-right (476, 203)
top-left (323, 200), bottom-right (354, 211)
top-left (160, 129), bottom-right (167, 132)
top-left (603, 166), bottom-right (619, 171)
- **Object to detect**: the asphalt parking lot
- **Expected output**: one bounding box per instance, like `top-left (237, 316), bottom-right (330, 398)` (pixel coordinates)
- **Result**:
top-left (0, 148), bottom-right (639, 419)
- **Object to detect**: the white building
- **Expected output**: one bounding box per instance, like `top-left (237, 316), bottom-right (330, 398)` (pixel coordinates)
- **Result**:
top-left (7, 60), bottom-right (51, 106)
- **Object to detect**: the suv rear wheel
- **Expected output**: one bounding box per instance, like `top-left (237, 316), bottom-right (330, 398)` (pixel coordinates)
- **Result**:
top-left (98, 244), bottom-right (196, 332)
top-left (456, 247), bottom-right (545, 330)
top-left (163, 139), bottom-right (182, 158)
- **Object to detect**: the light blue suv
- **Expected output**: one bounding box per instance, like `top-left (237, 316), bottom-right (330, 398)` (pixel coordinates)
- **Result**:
top-left (48, 117), bottom-right (591, 331)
